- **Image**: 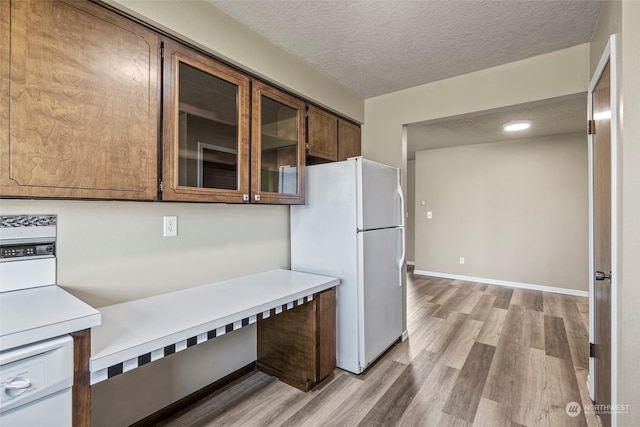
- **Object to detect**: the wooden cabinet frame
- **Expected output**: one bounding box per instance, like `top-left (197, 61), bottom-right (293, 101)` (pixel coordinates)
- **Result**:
top-left (161, 40), bottom-right (251, 203)
top-left (251, 81), bottom-right (306, 205)
top-left (338, 118), bottom-right (362, 161)
top-left (306, 104), bottom-right (361, 164)
top-left (1, 0), bottom-right (313, 205)
top-left (307, 105), bottom-right (338, 162)
top-left (0, 0), bottom-right (160, 200)
top-left (0, 1), bottom-right (8, 187)
top-left (257, 287), bottom-right (336, 391)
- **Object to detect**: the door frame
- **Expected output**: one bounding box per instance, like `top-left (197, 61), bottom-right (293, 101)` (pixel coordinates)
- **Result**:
top-left (587, 33), bottom-right (619, 425)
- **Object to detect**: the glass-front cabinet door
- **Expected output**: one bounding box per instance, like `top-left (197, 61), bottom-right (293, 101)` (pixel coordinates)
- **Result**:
top-left (251, 81), bottom-right (306, 204)
top-left (162, 41), bottom-right (250, 202)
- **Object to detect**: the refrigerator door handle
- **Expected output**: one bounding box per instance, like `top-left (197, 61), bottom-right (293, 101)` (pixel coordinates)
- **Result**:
top-left (397, 182), bottom-right (406, 287)
top-left (398, 226), bottom-right (406, 287)
top-left (397, 183), bottom-right (406, 227)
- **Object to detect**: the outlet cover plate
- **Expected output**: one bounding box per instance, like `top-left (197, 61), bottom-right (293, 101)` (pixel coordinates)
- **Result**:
top-left (163, 216), bottom-right (178, 237)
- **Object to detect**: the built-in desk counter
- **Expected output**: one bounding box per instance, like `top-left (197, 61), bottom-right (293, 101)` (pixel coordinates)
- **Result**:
top-left (90, 269), bottom-right (339, 391)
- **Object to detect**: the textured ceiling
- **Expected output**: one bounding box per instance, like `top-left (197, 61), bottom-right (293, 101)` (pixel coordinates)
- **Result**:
top-left (406, 94), bottom-right (587, 159)
top-left (209, 0), bottom-right (603, 99)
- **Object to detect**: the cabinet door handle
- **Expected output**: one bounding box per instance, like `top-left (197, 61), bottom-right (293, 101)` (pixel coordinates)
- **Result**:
top-left (254, 194), bottom-right (261, 202)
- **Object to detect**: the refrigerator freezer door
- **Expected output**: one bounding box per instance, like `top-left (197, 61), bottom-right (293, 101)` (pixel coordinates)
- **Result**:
top-left (358, 227), bottom-right (403, 370)
top-left (357, 159), bottom-right (404, 230)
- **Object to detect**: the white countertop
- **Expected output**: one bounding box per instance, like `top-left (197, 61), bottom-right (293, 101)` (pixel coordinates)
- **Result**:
top-left (90, 269), bottom-right (339, 374)
top-left (0, 285), bottom-right (101, 350)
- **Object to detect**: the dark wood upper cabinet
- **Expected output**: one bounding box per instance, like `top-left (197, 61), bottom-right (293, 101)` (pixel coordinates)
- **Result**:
top-left (0, 0), bottom-right (338, 205)
top-left (306, 105), bottom-right (361, 164)
top-left (307, 105), bottom-right (338, 162)
top-left (251, 81), bottom-right (306, 205)
top-left (338, 119), bottom-right (362, 161)
top-left (161, 40), bottom-right (251, 203)
top-left (0, 0), bottom-right (160, 200)
top-left (162, 43), bottom-right (303, 205)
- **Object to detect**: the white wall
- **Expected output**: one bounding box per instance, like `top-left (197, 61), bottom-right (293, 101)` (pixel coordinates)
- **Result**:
top-left (619, 2), bottom-right (640, 425)
top-left (406, 160), bottom-right (415, 263)
top-left (362, 43), bottom-right (590, 174)
top-left (1, 1), bottom-right (364, 425)
top-left (414, 134), bottom-right (588, 292)
top-left (590, 0), bottom-right (621, 74)
top-left (0, 200), bottom-right (290, 308)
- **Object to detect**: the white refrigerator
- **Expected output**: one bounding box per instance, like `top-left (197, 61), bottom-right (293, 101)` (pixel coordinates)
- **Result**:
top-left (290, 157), bottom-right (405, 374)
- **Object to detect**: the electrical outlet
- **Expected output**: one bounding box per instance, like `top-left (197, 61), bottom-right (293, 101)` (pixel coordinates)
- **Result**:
top-left (459, 257), bottom-right (465, 265)
top-left (163, 216), bottom-right (178, 237)
top-left (427, 211), bottom-right (433, 219)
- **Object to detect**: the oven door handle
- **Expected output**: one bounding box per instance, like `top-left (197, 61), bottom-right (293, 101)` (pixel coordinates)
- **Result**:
top-left (5, 377), bottom-right (32, 397)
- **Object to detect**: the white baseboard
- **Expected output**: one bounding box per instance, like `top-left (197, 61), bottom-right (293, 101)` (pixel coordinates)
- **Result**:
top-left (406, 261), bottom-right (415, 266)
top-left (401, 330), bottom-right (409, 341)
top-left (413, 270), bottom-right (589, 298)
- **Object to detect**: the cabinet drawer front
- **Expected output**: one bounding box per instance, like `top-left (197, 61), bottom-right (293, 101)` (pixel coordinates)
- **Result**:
top-left (2, 0), bottom-right (159, 200)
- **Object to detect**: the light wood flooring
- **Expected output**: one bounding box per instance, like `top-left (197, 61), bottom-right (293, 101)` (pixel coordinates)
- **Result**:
top-left (158, 270), bottom-right (599, 427)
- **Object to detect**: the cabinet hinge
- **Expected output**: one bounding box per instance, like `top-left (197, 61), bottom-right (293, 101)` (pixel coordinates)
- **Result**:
top-left (590, 342), bottom-right (596, 358)
top-left (588, 119), bottom-right (595, 135)
top-left (159, 180), bottom-right (164, 192)
top-left (160, 43), bottom-right (164, 60)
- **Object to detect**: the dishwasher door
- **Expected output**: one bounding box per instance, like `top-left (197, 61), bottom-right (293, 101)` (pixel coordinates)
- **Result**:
top-left (0, 335), bottom-right (73, 427)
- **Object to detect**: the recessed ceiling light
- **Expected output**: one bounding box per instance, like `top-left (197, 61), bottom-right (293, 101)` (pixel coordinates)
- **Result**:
top-left (503, 120), bottom-right (531, 132)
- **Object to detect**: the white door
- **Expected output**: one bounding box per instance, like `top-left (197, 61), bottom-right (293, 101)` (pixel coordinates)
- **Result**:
top-left (358, 158), bottom-right (404, 230)
top-left (359, 227), bottom-right (403, 370)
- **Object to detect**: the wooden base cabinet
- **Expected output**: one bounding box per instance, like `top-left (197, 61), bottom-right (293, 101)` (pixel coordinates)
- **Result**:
top-left (0, 0), bottom-right (159, 200)
top-left (257, 288), bottom-right (336, 392)
top-left (72, 329), bottom-right (91, 427)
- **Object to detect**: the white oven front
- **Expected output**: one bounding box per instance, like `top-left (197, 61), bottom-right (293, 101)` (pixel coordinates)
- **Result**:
top-left (0, 335), bottom-right (73, 427)
top-left (0, 215), bottom-right (73, 427)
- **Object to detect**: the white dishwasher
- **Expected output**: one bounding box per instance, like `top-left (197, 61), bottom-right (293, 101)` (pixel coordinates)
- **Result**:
top-left (0, 335), bottom-right (73, 426)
